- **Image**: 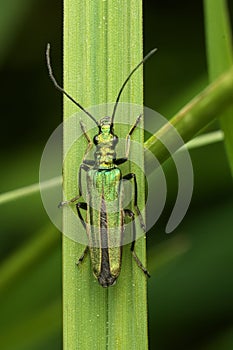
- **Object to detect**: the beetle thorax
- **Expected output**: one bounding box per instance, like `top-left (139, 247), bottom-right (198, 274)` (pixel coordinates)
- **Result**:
top-left (93, 118), bottom-right (118, 169)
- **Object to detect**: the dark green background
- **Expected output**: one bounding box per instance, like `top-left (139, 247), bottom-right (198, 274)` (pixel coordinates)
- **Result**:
top-left (0, 0), bottom-right (233, 349)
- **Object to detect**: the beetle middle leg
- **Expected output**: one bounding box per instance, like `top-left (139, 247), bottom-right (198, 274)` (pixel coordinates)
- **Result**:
top-left (76, 202), bottom-right (87, 229)
top-left (124, 209), bottom-right (150, 277)
top-left (59, 163), bottom-right (91, 207)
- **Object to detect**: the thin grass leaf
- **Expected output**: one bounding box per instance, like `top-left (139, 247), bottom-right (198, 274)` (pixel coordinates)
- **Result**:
top-left (0, 0), bottom-right (35, 64)
top-left (145, 67), bottom-right (233, 167)
top-left (204, 0), bottom-right (233, 176)
top-left (185, 131), bottom-right (224, 149)
top-left (0, 177), bottom-right (61, 206)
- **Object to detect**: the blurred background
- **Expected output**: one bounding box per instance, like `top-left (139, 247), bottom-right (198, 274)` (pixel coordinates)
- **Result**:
top-left (0, 0), bottom-right (233, 349)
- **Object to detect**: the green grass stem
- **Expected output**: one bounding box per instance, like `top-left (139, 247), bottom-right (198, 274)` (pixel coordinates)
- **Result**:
top-left (63, 1), bottom-right (147, 349)
top-left (145, 67), bottom-right (233, 167)
top-left (204, 0), bottom-right (233, 176)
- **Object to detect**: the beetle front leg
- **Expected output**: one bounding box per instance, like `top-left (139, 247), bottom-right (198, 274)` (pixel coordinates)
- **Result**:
top-left (80, 120), bottom-right (93, 162)
top-left (114, 114), bottom-right (143, 166)
top-left (59, 122), bottom-right (94, 207)
top-left (125, 113), bottom-right (143, 158)
top-left (123, 172), bottom-right (146, 232)
top-left (124, 209), bottom-right (150, 277)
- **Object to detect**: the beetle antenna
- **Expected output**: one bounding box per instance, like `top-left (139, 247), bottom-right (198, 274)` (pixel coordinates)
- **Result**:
top-left (46, 43), bottom-right (99, 127)
top-left (111, 48), bottom-right (157, 124)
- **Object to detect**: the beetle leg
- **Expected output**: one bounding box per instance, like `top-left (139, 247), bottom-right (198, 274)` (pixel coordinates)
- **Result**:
top-left (125, 113), bottom-right (143, 158)
top-left (114, 114), bottom-right (143, 165)
top-left (58, 164), bottom-right (89, 207)
top-left (78, 163), bottom-right (91, 197)
top-left (76, 246), bottom-right (89, 266)
top-left (80, 121), bottom-right (97, 164)
top-left (114, 157), bottom-right (127, 165)
top-left (123, 173), bottom-right (146, 232)
top-left (76, 202), bottom-right (87, 229)
top-left (80, 120), bottom-right (93, 161)
top-left (124, 209), bottom-right (150, 277)
top-left (58, 193), bottom-right (81, 208)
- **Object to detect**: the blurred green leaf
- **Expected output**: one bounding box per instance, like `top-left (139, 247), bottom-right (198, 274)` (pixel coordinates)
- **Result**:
top-left (145, 67), bottom-right (233, 167)
top-left (0, 224), bottom-right (59, 295)
top-left (199, 327), bottom-right (233, 350)
top-left (0, 0), bottom-right (36, 64)
top-left (0, 299), bottom-right (61, 350)
top-left (204, 0), bottom-right (233, 176)
top-left (0, 246), bottom-right (61, 347)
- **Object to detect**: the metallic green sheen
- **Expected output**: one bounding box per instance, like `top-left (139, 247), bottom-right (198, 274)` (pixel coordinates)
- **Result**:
top-left (86, 167), bottom-right (123, 280)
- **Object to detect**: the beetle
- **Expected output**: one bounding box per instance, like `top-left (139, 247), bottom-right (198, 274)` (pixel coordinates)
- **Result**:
top-left (46, 44), bottom-right (157, 287)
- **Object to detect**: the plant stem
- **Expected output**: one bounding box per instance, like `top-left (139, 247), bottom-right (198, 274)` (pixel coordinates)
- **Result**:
top-left (144, 67), bottom-right (233, 167)
top-left (63, 1), bottom-right (147, 349)
top-left (204, 0), bottom-right (233, 176)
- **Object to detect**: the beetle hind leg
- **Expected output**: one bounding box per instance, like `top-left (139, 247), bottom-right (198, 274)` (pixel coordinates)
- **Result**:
top-left (124, 209), bottom-right (150, 278)
top-left (75, 203), bottom-right (89, 267)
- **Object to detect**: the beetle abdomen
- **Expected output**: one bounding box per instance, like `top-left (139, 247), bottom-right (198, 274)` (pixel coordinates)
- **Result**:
top-left (86, 168), bottom-right (124, 287)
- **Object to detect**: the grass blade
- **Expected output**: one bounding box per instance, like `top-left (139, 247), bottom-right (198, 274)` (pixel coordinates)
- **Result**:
top-left (204, 0), bottom-right (233, 175)
top-left (63, 1), bottom-right (147, 349)
top-left (145, 67), bottom-right (233, 166)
